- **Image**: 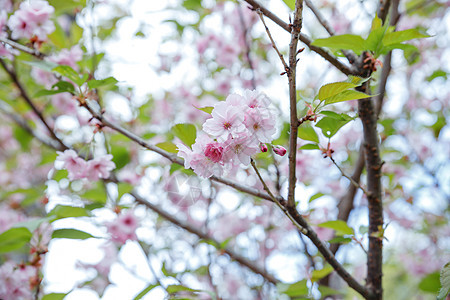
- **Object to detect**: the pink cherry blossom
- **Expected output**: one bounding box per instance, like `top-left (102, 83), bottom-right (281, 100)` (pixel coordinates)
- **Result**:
top-left (8, 0), bottom-right (55, 41)
top-left (223, 132), bottom-right (259, 166)
top-left (106, 210), bottom-right (139, 244)
top-left (49, 45), bottom-right (83, 69)
top-left (0, 261), bottom-right (35, 300)
top-left (84, 154), bottom-right (116, 181)
top-left (204, 141), bottom-right (224, 163)
top-left (56, 149), bottom-right (88, 180)
top-left (203, 102), bottom-right (245, 138)
top-left (244, 108), bottom-right (276, 143)
top-left (273, 145), bottom-right (287, 156)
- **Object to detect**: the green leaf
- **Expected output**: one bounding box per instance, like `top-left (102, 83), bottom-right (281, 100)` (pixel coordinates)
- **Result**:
top-left (346, 75), bottom-right (370, 86)
top-left (81, 184), bottom-right (106, 204)
top-left (194, 106), bottom-right (214, 114)
top-left (52, 229), bottom-right (95, 240)
top-left (134, 284), bottom-right (158, 300)
top-left (315, 116), bottom-right (353, 138)
top-left (42, 293), bottom-right (67, 300)
top-left (87, 77), bottom-right (118, 89)
top-left (277, 280), bottom-right (308, 297)
top-left (166, 285), bottom-right (200, 294)
top-left (437, 262), bottom-right (450, 300)
top-left (13, 216), bottom-right (55, 232)
top-left (21, 60), bottom-right (59, 72)
top-left (318, 286), bottom-right (344, 297)
top-left (324, 90), bottom-right (371, 105)
top-left (317, 220), bottom-right (354, 235)
top-left (156, 142), bottom-right (178, 153)
top-left (48, 0), bottom-right (86, 14)
top-left (298, 124), bottom-right (319, 143)
top-left (299, 143), bottom-right (320, 150)
top-left (309, 192), bottom-right (325, 202)
top-left (311, 265), bottom-right (334, 282)
top-left (169, 163), bottom-right (184, 175)
top-left (172, 123), bottom-right (197, 148)
top-left (426, 70), bottom-right (448, 82)
top-left (49, 205), bottom-right (89, 219)
top-left (35, 81), bottom-right (75, 97)
top-left (311, 34), bottom-right (367, 54)
top-left (382, 28), bottom-right (429, 46)
top-left (118, 182), bottom-right (133, 199)
top-left (328, 236), bottom-right (352, 244)
top-left (320, 110), bottom-right (355, 121)
top-left (282, 0), bottom-right (295, 10)
top-left (13, 126), bottom-right (33, 150)
top-left (52, 65), bottom-right (86, 87)
top-left (0, 227), bottom-right (32, 253)
top-left (111, 146), bottom-right (131, 169)
top-left (318, 82), bottom-right (357, 101)
top-left (418, 272), bottom-right (440, 293)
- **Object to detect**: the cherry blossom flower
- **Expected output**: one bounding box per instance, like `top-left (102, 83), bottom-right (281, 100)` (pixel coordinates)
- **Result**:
top-left (223, 132), bottom-right (259, 166)
top-left (84, 154), bottom-right (116, 181)
top-left (49, 45), bottom-right (83, 69)
top-left (56, 149), bottom-right (87, 180)
top-left (106, 210), bottom-right (139, 244)
top-left (203, 102), bottom-right (245, 138)
top-left (0, 261), bottom-right (35, 300)
top-left (8, 0), bottom-right (55, 41)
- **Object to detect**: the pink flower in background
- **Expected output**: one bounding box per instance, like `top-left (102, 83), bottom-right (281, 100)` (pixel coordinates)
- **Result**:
top-left (56, 149), bottom-right (87, 180)
top-left (0, 261), bottom-right (35, 300)
top-left (8, 0), bottom-right (55, 41)
top-left (50, 45), bottom-right (83, 69)
top-left (51, 93), bottom-right (78, 114)
top-left (106, 210), bottom-right (139, 244)
top-left (85, 154), bottom-right (116, 181)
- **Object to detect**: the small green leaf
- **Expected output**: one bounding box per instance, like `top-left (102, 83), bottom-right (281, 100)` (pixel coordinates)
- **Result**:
top-left (52, 65), bottom-right (86, 86)
top-left (315, 116), bottom-right (353, 138)
top-left (282, 0), bottom-right (295, 10)
top-left (111, 146), bottom-right (131, 169)
top-left (81, 185), bottom-right (106, 204)
top-left (194, 106), bottom-right (214, 114)
top-left (49, 205), bottom-right (89, 219)
top-left (300, 143), bottom-right (320, 150)
top-left (311, 265), bottom-right (334, 282)
top-left (118, 182), bottom-right (133, 199)
top-left (21, 60), bottom-right (59, 72)
top-left (87, 77), bottom-right (118, 89)
top-left (52, 228), bottom-right (95, 240)
top-left (437, 262), bottom-right (450, 300)
top-left (312, 34), bottom-right (367, 54)
top-left (418, 272), bottom-right (440, 293)
top-left (298, 124), bottom-right (319, 143)
top-left (13, 126), bottom-right (33, 150)
top-left (35, 81), bottom-right (75, 97)
top-left (277, 280), bottom-right (308, 297)
top-left (318, 82), bottom-right (357, 101)
top-left (169, 163), bottom-right (184, 174)
top-left (320, 111), bottom-right (355, 121)
top-left (324, 90), bottom-right (371, 105)
top-left (172, 123), bottom-right (197, 148)
top-left (328, 236), bottom-right (352, 244)
top-left (134, 284), bottom-right (158, 300)
top-left (166, 285), bottom-right (200, 294)
top-left (426, 70), bottom-right (448, 82)
top-left (42, 293), bottom-right (67, 300)
top-left (0, 227), bottom-right (32, 253)
top-left (309, 192), bottom-right (325, 202)
top-left (318, 286), bottom-right (344, 297)
top-left (13, 216), bottom-right (55, 232)
top-left (317, 220), bottom-right (354, 235)
top-left (156, 142), bottom-right (178, 153)
top-left (382, 28), bottom-right (429, 46)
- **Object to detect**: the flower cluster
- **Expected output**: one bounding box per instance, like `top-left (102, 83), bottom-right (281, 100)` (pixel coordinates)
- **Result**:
top-left (177, 90), bottom-right (283, 178)
top-left (7, 0), bottom-right (55, 41)
top-left (105, 210), bottom-right (139, 245)
top-left (55, 149), bottom-right (116, 181)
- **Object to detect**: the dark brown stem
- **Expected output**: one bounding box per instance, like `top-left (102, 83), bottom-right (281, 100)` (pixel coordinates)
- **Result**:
top-left (286, 0), bottom-right (304, 208)
top-left (357, 82), bottom-right (383, 299)
top-left (0, 36), bottom-right (47, 59)
top-left (0, 59), bottom-right (67, 151)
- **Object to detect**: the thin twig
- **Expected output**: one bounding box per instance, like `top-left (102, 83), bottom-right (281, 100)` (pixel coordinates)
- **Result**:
top-left (330, 156), bottom-right (369, 195)
top-left (250, 159), bottom-right (308, 235)
top-left (304, 0), bottom-right (335, 36)
top-left (0, 59), bottom-right (67, 150)
top-left (243, 0), bottom-right (357, 75)
top-left (256, 9), bottom-right (289, 73)
top-left (0, 36), bottom-right (46, 59)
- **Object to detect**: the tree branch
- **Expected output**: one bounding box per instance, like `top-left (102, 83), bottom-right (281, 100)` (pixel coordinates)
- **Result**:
top-left (286, 0), bottom-right (304, 208)
top-left (243, 0), bottom-right (357, 75)
top-left (0, 58), bottom-right (67, 150)
top-left (0, 36), bottom-right (47, 59)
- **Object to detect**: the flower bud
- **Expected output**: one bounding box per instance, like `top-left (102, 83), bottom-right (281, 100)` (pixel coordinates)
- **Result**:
top-left (273, 145), bottom-right (287, 156)
top-left (260, 143), bottom-right (268, 152)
